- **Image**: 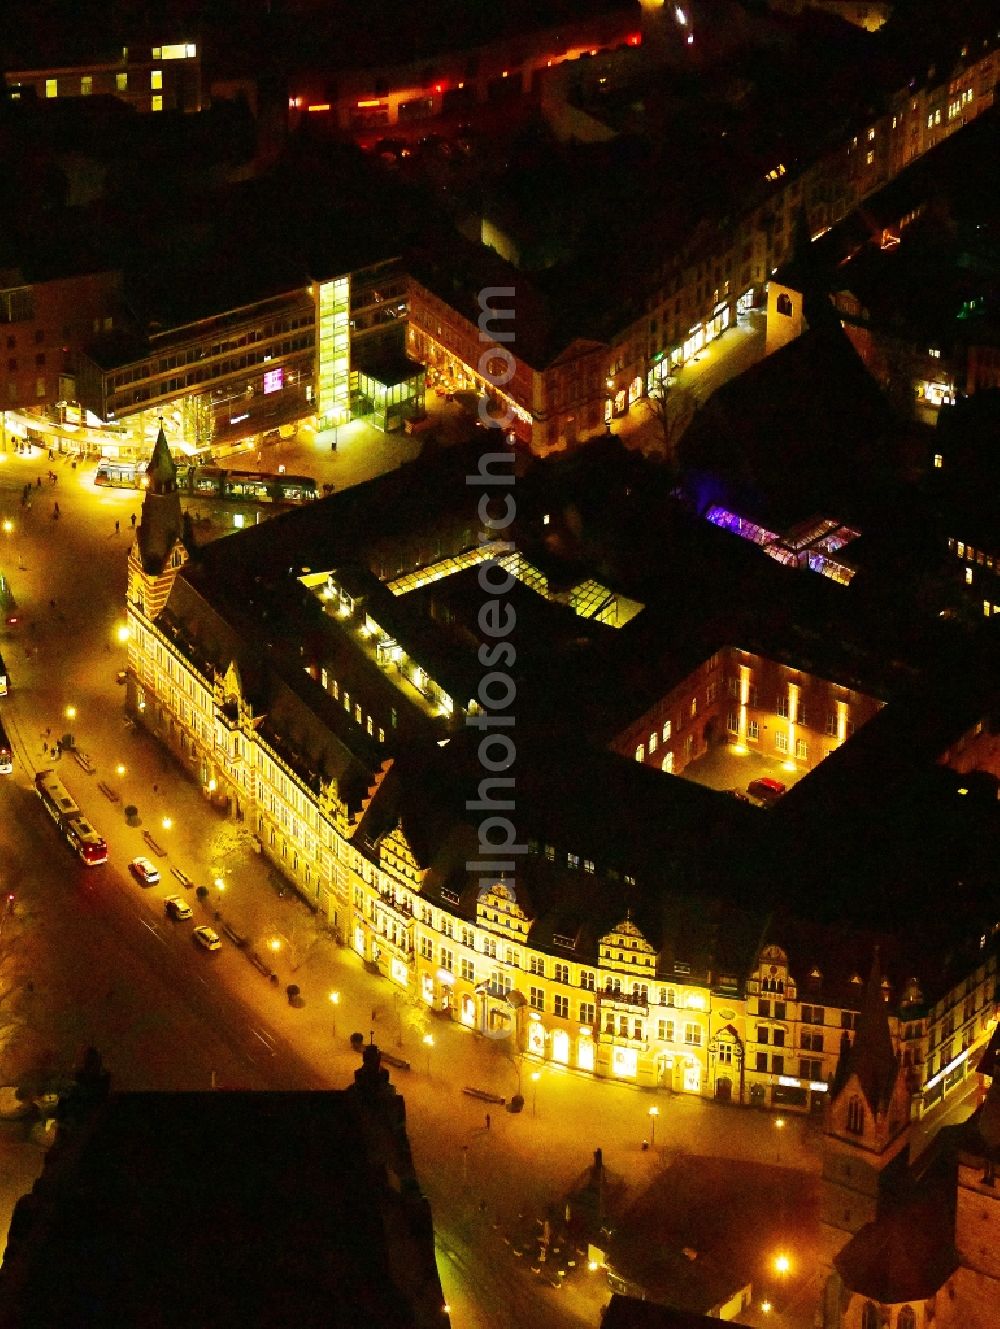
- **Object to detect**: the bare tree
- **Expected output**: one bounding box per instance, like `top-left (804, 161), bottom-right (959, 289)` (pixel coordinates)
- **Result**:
top-left (643, 378), bottom-right (697, 465)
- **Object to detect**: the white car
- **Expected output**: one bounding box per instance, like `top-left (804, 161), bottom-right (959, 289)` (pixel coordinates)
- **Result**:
top-left (193, 925), bottom-right (222, 952)
top-left (129, 856), bottom-right (160, 886)
top-left (164, 896), bottom-right (192, 922)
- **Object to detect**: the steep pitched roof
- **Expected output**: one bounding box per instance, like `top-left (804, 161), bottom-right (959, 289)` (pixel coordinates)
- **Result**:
top-left (834, 1187), bottom-right (958, 1303)
top-left (832, 951), bottom-right (900, 1115)
top-left (136, 423), bottom-right (183, 576)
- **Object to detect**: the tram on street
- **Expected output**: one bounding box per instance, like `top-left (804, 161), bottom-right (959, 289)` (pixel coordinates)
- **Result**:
top-left (95, 459), bottom-right (318, 505)
top-left (34, 768), bottom-right (108, 865)
top-left (0, 574), bottom-right (19, 627)
top-left (0, 717), bottom-right (12, 774)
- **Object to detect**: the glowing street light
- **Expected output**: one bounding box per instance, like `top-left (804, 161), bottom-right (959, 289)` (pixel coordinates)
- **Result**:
top-left (116, 624), bottom-right (130, 644)
top-left (329, 990), bottom-right (340, 1037)
top-left (530, 1069), bottom-right (541, 1117)
top-left (648, 1104), bottom-right (660, 1146)
top-left (423, 1032), bottom-right (434, 1074)
top-left (761, 1300), bottom-right (772, 1314)
top-left (1, 520), bottom-right (12, 536)
top-left (269, 937), bottom-right (282, 953)
top-left (775, 1115), bottom-right (785, 1164)
top-left (116, 763), bottom-right (126, 777)
top-left (161, 816), bottom-right (172, 831)
top-left (65, 705), bottom-right (77, 721)
top-left (774, 1252), bottom-right (791, 1276)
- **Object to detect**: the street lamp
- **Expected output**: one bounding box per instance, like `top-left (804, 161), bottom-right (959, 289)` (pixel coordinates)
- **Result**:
top-left (269, 937), bottom-right (282, 954)
top-left (774, 1253), bottom-right (790, 1276)
top-left (423, 1032), bottom-right (434, 1075)
top-left (1, 520), bottom-right (12, 536)
top-left (530, 1070), bottom-right (540, 1117)
top-left (648, 1105), bottom-right (659, 1147)
top-left (65, 705), bottom-right (76, 721)
top-left (116, 764), bottom-right (126, 777)
top-left (161, 816), bottom-right (172, 831)
top-left (329, 990), bottom-right (340, 1038)
top-left (117, 624), bottom-right (130, 644)
top-left (774, 1115), bottom-right (785, 1164)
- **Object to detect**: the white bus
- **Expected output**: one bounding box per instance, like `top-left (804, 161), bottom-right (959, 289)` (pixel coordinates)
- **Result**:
top-left (34, 769), bottom-right (108, 865)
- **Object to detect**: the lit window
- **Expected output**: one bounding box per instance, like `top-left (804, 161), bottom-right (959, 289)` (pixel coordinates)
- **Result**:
top-left (649, 731), bottom-right (658, 754)
top-left (80, 76), bottom-right (92, 96)
top-left (866, 150), bottom-right (874, 166)
top-left (151, 70), bottom-right (163, 90)
top-left (151, 95), bottom-right (163, 111)
top-left (635, 744), bottom-right (645, 763)
top-left (661, 752), bottom-right (674, 773)
top-left (661, 720), bottom-right (671, 741)
top-left (867, 126), bottom-right (875, 140)
top-left (116, 73), bottom-right (128, 92)
top-left (45, 79), bottom-right (58, 98)
top-left (966, 567), bottom-right (974, 585)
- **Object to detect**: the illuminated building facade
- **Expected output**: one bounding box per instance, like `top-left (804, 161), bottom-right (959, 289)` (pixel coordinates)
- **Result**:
top-left (4, 41), bottom-right (202, 113)
top-left (285, 9), bottom-right (641, 138)
top-left (613, 647), bottom-right (884, 780)
top-left (405, 33), bottom-right (998, 455)
top-left (73, 255), bottom-right (410, 458)
top-left (124, 438), bottom-right (999, 1117)
top-left (76, 288), bottom-right (316, 458)
top-left (0, 268), bottom-right (121, 423)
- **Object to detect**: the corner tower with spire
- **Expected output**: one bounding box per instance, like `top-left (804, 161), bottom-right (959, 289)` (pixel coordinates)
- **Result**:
top-left (126, 422), bottom-right (190, 625)
top-left (820, 950), bottom-right (912, 1243)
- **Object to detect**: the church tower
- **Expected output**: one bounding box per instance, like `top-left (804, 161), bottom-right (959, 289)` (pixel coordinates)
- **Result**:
top-left (953, 1031), bottom-right (1000, 1315)
top-left (126, 423), bottom-right (189, 623)
top-left (820, 951), bottom-right (911, 1241)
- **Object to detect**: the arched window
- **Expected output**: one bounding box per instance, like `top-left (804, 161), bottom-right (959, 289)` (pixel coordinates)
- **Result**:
top-left (897, 1307), bottom-right (916, 1329)
top-left (847, 1094), bottom-right (864, 1135)
top-left (861, 1303), bottom-right (879, 1329)
top-left (776, 292), bottom-right (793, 317)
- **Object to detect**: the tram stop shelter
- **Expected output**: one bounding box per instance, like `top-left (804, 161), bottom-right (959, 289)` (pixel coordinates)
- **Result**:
top-left (353, 355), bottom-right (425, 432)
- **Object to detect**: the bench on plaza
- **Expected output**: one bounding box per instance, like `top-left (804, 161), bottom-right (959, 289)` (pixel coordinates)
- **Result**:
top-left (171, 867), bottom-right (193, 889)
top-left (221, 922), bottom-right (248, 949)
top-left (379, 1052), bottom-right (411, 1072)
top-left (73, 750), bottom-right (95, 774)
top-left (462, 1087), bottom-right (506, 1105)
top-left (97, 781), bottom-right (120, 803)
top-left (142, 831), bottom-right (167, 857)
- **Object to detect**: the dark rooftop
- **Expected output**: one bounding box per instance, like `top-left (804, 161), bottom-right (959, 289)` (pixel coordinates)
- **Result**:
top-left (0, 1070), bottom-right (447, 1328)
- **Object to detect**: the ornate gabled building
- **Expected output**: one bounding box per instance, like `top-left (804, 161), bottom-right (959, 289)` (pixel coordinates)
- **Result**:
top-left (121, 437), bottom-right (1000, 1116)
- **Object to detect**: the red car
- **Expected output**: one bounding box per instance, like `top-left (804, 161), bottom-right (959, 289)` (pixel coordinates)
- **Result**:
top-left (747, 777), bottom-right (787, 803)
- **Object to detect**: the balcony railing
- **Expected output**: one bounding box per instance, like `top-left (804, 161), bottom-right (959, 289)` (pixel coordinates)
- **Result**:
top-left (598, 989), bottom-right (650, 1014)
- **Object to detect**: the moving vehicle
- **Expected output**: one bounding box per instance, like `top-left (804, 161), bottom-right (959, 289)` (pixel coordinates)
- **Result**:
top-left (193, 925), bottom-right (222, 952)
top-left (164, 896), bottom-right (193, 921)
top-left (95, 459), bottom-right (318, 506)
top-left (0, 716), bottom-right (11, 775)
top-left (746, 777), bottom-right (787, 804)
top-left (129, 856), bottom-right (160, 886)
top-left (0, 574), bottom-right (18, 627)
top-left (34, 769), bottom-right (108, 865)
top-left (0, 649), bottom-right (8, 696)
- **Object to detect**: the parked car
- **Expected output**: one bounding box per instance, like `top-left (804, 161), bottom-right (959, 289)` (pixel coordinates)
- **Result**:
top-left (746, 777), bottom-right (787, 804)
top-left (164, 896), bottom-right (192, 921)
top-left (129, 856), bottom-right (160, 886)
top-left (193, 925), bottom-right (222, 952)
